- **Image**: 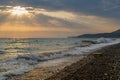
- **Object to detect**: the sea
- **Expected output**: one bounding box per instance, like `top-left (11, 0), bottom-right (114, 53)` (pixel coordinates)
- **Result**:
top-left (0, 38), bottom-right (119, 80)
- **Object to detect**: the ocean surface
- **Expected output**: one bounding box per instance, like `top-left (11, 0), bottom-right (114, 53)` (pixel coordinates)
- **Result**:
top-left (0, 38), bottom-right (84, 59)
top-left (0, 38), bottom-right (119, 80)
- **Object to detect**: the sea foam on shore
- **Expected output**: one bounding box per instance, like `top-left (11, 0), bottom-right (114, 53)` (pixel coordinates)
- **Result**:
top-left (0, 38), bottom-right (119, 80)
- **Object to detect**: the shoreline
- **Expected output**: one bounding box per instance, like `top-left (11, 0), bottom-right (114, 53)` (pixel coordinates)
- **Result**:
top-left (7, 55), bottom-right (85, 80)
top-left (46, 43), bottom-right (120, 80)
top-left (6, 43), bottom-right (120, 80)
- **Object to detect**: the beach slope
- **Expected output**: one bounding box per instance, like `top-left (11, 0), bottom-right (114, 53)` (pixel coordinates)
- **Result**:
top-left (46, 43), bottom-right (120, 80)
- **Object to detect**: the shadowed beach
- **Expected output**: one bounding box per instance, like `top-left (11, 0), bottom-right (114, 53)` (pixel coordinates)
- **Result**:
top-left (46, 43), bottom-right (120, 80)
top-left (7, 43), bottom-right (120, 80)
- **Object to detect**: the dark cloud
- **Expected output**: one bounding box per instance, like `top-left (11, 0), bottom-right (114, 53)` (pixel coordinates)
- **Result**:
top-left (0, 0), bottom-right (120, 19)
top-left (0, 0), bottom-right (120, 38)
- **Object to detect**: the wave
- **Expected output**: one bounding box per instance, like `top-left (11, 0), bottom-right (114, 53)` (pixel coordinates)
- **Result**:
top-left (0, 38), bottom-right (119, 80)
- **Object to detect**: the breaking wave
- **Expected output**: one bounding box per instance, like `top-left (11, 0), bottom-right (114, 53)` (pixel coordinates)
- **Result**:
top-left (0, 38), bottom-right (119, 80)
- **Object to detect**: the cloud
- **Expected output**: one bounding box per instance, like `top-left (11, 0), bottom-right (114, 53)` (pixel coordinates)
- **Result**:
top-left (0, 0), bottom-right (120, 38)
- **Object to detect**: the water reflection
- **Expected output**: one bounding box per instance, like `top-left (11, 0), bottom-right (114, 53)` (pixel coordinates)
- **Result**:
top-left (0, 38), bottom-right (80, 60)
top-left (0, 39), bottom-right (31, 59)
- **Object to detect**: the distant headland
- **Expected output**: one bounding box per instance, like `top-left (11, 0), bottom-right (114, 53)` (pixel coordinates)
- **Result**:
top-left (70, 29), bottom-right (120, 38)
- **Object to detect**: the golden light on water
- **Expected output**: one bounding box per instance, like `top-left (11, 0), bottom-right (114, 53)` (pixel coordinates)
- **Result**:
top-left (11, 6), bottom-right (29, 16)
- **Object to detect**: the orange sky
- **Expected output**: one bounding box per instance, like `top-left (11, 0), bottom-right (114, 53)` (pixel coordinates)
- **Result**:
top-left (0, 6), bottom-right (120, 38)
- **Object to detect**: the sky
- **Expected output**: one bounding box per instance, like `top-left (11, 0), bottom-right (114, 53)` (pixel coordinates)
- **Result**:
top-left (0, 0), bottom-right (120, 38)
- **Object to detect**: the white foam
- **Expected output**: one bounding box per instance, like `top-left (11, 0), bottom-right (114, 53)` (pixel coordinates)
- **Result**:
top-left (0, 38), bottom-right (119, 80)
top-left (97, 38), bottom-right (114, 43)
top-left (0, 58), bottom-right (34, 80)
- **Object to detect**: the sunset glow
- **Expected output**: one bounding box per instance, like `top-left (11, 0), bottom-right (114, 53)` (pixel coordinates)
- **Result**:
top-left (11, 6), bottom-right (29, 16)
top-left (0, 0), bottom-right (119, 38)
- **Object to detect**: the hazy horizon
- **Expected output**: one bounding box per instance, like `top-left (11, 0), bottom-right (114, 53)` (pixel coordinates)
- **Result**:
top-left (0, 0), bottom-right (120, 38)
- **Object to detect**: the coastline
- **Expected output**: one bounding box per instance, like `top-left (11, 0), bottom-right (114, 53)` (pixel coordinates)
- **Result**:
top-left (46, 43), bottom-right (120, 80)
top-left (7, 56), bottom-right (84, 80)
top-left (7, 43), bottom-right (120, 80)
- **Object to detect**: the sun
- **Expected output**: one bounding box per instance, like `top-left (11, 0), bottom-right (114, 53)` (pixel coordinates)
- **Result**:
top-left (11, 6), bottom-right (29, 16)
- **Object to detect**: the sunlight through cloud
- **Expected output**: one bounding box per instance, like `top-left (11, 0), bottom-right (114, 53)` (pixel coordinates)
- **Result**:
top-left (11, 6), bottom-right (29, 16)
